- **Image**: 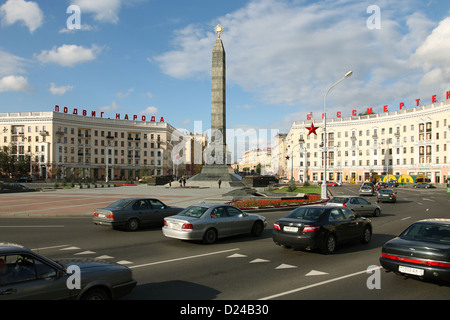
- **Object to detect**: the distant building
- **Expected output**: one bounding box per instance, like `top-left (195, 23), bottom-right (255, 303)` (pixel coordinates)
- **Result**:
top-left (275, 100), bottom-right (450, 184)
top-left (0, 110), bottom-right (177, 181)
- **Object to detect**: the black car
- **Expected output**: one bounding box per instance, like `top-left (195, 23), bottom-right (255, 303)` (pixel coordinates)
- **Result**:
top-left (273, 205), bottom-right (372, 254)
top-left (380, 219), bottom-right (450, 283)
top-left (0, 243), bottom-right (136, 300)
top-left (93, 198), bottom-right (184, 231)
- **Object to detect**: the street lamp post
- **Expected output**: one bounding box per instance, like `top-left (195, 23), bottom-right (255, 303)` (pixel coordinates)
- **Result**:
top-left (322, 70), bottom-right (352, 200)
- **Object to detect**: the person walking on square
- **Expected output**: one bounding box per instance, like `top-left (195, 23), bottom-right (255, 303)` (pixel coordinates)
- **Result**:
top-left (218, 178), bottom-right (222, 188)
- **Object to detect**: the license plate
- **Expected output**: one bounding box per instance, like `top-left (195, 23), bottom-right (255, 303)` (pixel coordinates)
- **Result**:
top-left (97, 214), bottom-right (105, 218)
top-left (169, 222), bottom-right (182, 230)
top-left (399, 265), bottom-right (424, 276)
top-left (283, 226), bottom-right (298, 233)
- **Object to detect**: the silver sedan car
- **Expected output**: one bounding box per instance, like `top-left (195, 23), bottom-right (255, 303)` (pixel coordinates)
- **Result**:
top-left (162, 204), bottom-right (267, 244)
top-left (326, 196), bottom-right (381, 217)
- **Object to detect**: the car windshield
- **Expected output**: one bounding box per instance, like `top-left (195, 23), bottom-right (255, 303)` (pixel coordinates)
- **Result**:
top-left (328, 197), bottom-right (348, 204)
top-left (400, 223), bottom-right (450, 245)
top-left (286, 207), bottom-right (325, 221)
top-left (177, 206), bottom-right (209, 218)
top-left (108, 199), bottom-right (133, 209)
top-left (379, 189), bottom-right (393, 194)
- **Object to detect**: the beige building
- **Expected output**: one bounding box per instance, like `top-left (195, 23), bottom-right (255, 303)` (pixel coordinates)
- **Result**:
top-left (275, 99), bottom-right (450, 184)
top-left (0, 110), bottom-right (177, 181)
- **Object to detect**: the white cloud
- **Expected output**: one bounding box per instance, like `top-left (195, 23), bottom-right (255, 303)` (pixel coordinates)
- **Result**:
top-left (98, 101), bottom-right (120, 112)
top-left (0, 75), bottom-right (32, 92)
top-left (140, 106), bottom-right (158, 114)
top-left (70, 0), bottom-right (122, 24)
top-left (49, 83), bottom-right (74, 95)
top-left (115, 88), bottom-right (134, 99)
top-left (0, 0), bottom-right (43, 33)
top-left (154, 0), bottom-right (443, 126)
top-left (35, 44), bottom-right (102, 67)
top-left (0, 50), bottom-right (27, 76)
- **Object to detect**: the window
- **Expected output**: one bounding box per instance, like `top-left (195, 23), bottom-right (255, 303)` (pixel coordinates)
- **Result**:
top-left (0, 254), bottom-right (57, 285)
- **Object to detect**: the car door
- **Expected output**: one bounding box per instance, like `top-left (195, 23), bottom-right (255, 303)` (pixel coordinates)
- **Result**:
top-left (0, 254), bottom-right (69, 300)
top-left (328, 208), bottom-right (349, 241)
top-left (340, 208), bottom-right (362, 240)
top-left (149, 199), bottom-right (170, 224)
top-left (209, 206), bottom-right (234, 237)
top-left (348, 197), bottom-right (364, 214)
top-left (226, 206), bottom-right (253, 235)
top-left (356, 197), bottom-right (372, 215)
top-left (131, 199), bottom-right (153, 225)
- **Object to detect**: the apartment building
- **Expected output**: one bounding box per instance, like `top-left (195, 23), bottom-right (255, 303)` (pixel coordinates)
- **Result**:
top-left (275, 100), bottom-right (450, 184)
top-left (0, 110), bottom-right (177, 181)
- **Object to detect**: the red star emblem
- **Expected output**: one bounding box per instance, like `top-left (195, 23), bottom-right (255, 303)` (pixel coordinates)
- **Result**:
top-left (306, 122), bottom-right (319, 136)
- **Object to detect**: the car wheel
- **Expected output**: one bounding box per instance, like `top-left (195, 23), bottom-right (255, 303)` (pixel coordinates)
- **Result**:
top-left (322, 234), bottom-right (337, 254)
top-left (126, 218), bottom-right (140, 232)
top-left (81, 287), bottom-right (110, 300)
top-left (373, 208), bottom-right (381, 217)
top-left (203, 228), bottom-right (217, 244)
top-left (251, 221), bottom-right (264, 237)
top-left (361, 226), bottom-right (372, 244)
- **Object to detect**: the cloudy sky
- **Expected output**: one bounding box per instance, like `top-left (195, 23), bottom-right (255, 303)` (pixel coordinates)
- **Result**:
top-left (1, 0), bottom-right (449, 144)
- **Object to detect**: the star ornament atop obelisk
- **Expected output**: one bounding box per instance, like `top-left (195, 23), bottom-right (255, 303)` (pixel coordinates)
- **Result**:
top-left (306, 122), bottom-right (319, 136)
top-left (215, 24), bottom-right (224, 38)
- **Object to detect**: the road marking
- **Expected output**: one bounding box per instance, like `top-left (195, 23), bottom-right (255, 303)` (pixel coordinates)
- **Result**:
top-left (275, 264), bottom-right (297, 269)
top-left (0, 225), bottom-right (64, 228)
top-left (75, 250), bottom-right (96, 255)
top-left (250, 258), bottom-right (270, 263)
top-left (60, 246), bottom-right (81, 250)
top-left (117, 260), bottom-right (133, 265)
top-left (306, 270), bottom-right (329, 276)
top-left (259, 266), bottom-right (382, 300)
top-left (31, 244), bottom-right (70, 251)
top-left (401, 217), bottom-right (411, 220)
top-left (227, 253), bottom-right (247, 258)
top-left (129, 248), bottom-right (239, 269)
top-left (96, 255), bottom-right (114, 259)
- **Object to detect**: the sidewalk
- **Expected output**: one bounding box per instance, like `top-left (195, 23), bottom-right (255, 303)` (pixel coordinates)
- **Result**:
top-left (0, 184), bottom-right (235, 218)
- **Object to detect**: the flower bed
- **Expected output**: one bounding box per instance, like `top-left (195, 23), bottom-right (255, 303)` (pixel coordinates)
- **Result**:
top-left (228, 194), bottom-right (323, 209)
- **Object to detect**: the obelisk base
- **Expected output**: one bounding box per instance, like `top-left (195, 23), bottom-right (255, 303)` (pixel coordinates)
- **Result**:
top-left (187, 164), bottom-right (244, 188)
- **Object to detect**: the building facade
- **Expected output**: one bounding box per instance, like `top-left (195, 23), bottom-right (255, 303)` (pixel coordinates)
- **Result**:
top-left (274, 100), bottom-right (450, 185)
top-left (0, 110), bottom-right (177, 181)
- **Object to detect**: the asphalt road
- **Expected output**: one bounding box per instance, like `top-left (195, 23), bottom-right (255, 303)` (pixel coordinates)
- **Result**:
top-left (1, 185), bottom-right (449, 305)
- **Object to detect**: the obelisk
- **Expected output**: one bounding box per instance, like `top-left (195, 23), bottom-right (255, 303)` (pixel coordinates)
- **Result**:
top-left (187, 25), bottom-right (243, 187)
top-left (211, 24), bottom-right (227, 165)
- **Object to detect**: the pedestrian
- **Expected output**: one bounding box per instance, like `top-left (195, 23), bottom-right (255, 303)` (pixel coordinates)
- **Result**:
top-left (218, 178), bottom-right (222, 188)
top-left (183, 177), bottom-right (186, 187)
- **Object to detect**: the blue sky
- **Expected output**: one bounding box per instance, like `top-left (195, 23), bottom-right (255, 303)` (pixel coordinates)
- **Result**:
top-left (1, 0), bottom-right (450, 144)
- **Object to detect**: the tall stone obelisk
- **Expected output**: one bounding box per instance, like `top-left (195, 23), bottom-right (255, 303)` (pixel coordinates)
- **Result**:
top-left (211, 24), bottom-right (227, 165)
top-left (188, 25), bottom-right (243, 187)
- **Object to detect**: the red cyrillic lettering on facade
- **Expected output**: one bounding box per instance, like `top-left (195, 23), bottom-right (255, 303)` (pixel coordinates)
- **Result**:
top-left (416, 99), bottom-right (420, 106)
top-left (160, 117), bottom-right (164, 122)
top-left (399, 102), bottom-right (404, 109)
top-left (352, 109), bottom-right (357, 116)
top-left (432, 94), bottom-right (437, 103)
top-left (307, 113), bottom-right (312, 120)
top-left (141, 116), bottom-right (146, 121)
top-left (337, 111), bottom-right (341, 118)
top-left (55, 105), bottom-right (59, 112)
top-left (133, 115), bottom-right (137, 121)
top-left (124, 114), bottom-right (129, 120)
top-left (366, 108), bottom-right (373, 114)
top-left (100, 112), bottom-right (104, 118)
top-left (63, 107), bottom-right (68, 113)
top-left (447, 91), bottom-right (450, 99)
top-left (151, 116), bottom-right (155, 122)
top-left (82, 110), bottom-right (87, 116)
top-left (116, 113), bottom-right (120, 119)
top-left (383, 105), bottom-right (388, 112)
top-left (91, 111), bottom-right (96, 117)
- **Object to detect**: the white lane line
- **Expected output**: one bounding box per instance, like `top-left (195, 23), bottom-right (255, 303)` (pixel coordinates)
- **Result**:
top-left (31, 244), bottom-right (70, 251)
top-left (259, 266), bottom-right (382, 300)
top-left (129, 248), bottom-right (239, 269)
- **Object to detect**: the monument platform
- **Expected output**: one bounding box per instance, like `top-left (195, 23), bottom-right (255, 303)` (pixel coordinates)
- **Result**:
top-left (188, 164), bottom-right (245, 188)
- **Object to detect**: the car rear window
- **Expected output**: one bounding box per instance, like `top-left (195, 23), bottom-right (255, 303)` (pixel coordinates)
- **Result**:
top-left (328, 197), bottom-right (348, 204)
top-left (108, 199), bottom-right (132, 209)
top-left (178, 206), bottom-right (209, 218)
top-left (287, 207), bottom-right (325, 221)
top-left (400, 223), bottom-right (450, 244)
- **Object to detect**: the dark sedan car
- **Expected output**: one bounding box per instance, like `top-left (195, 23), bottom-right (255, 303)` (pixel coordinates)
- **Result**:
top-left (0, 243), bottom-right (136, 300)
top-left (376, 189), bottom-right (397, 203)
top-left (380, 219), bottom-right (450, 283)
top-left (273, 205), bottom-right (372, 254)
top-left (93, 198), bottom-right (183, 231)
